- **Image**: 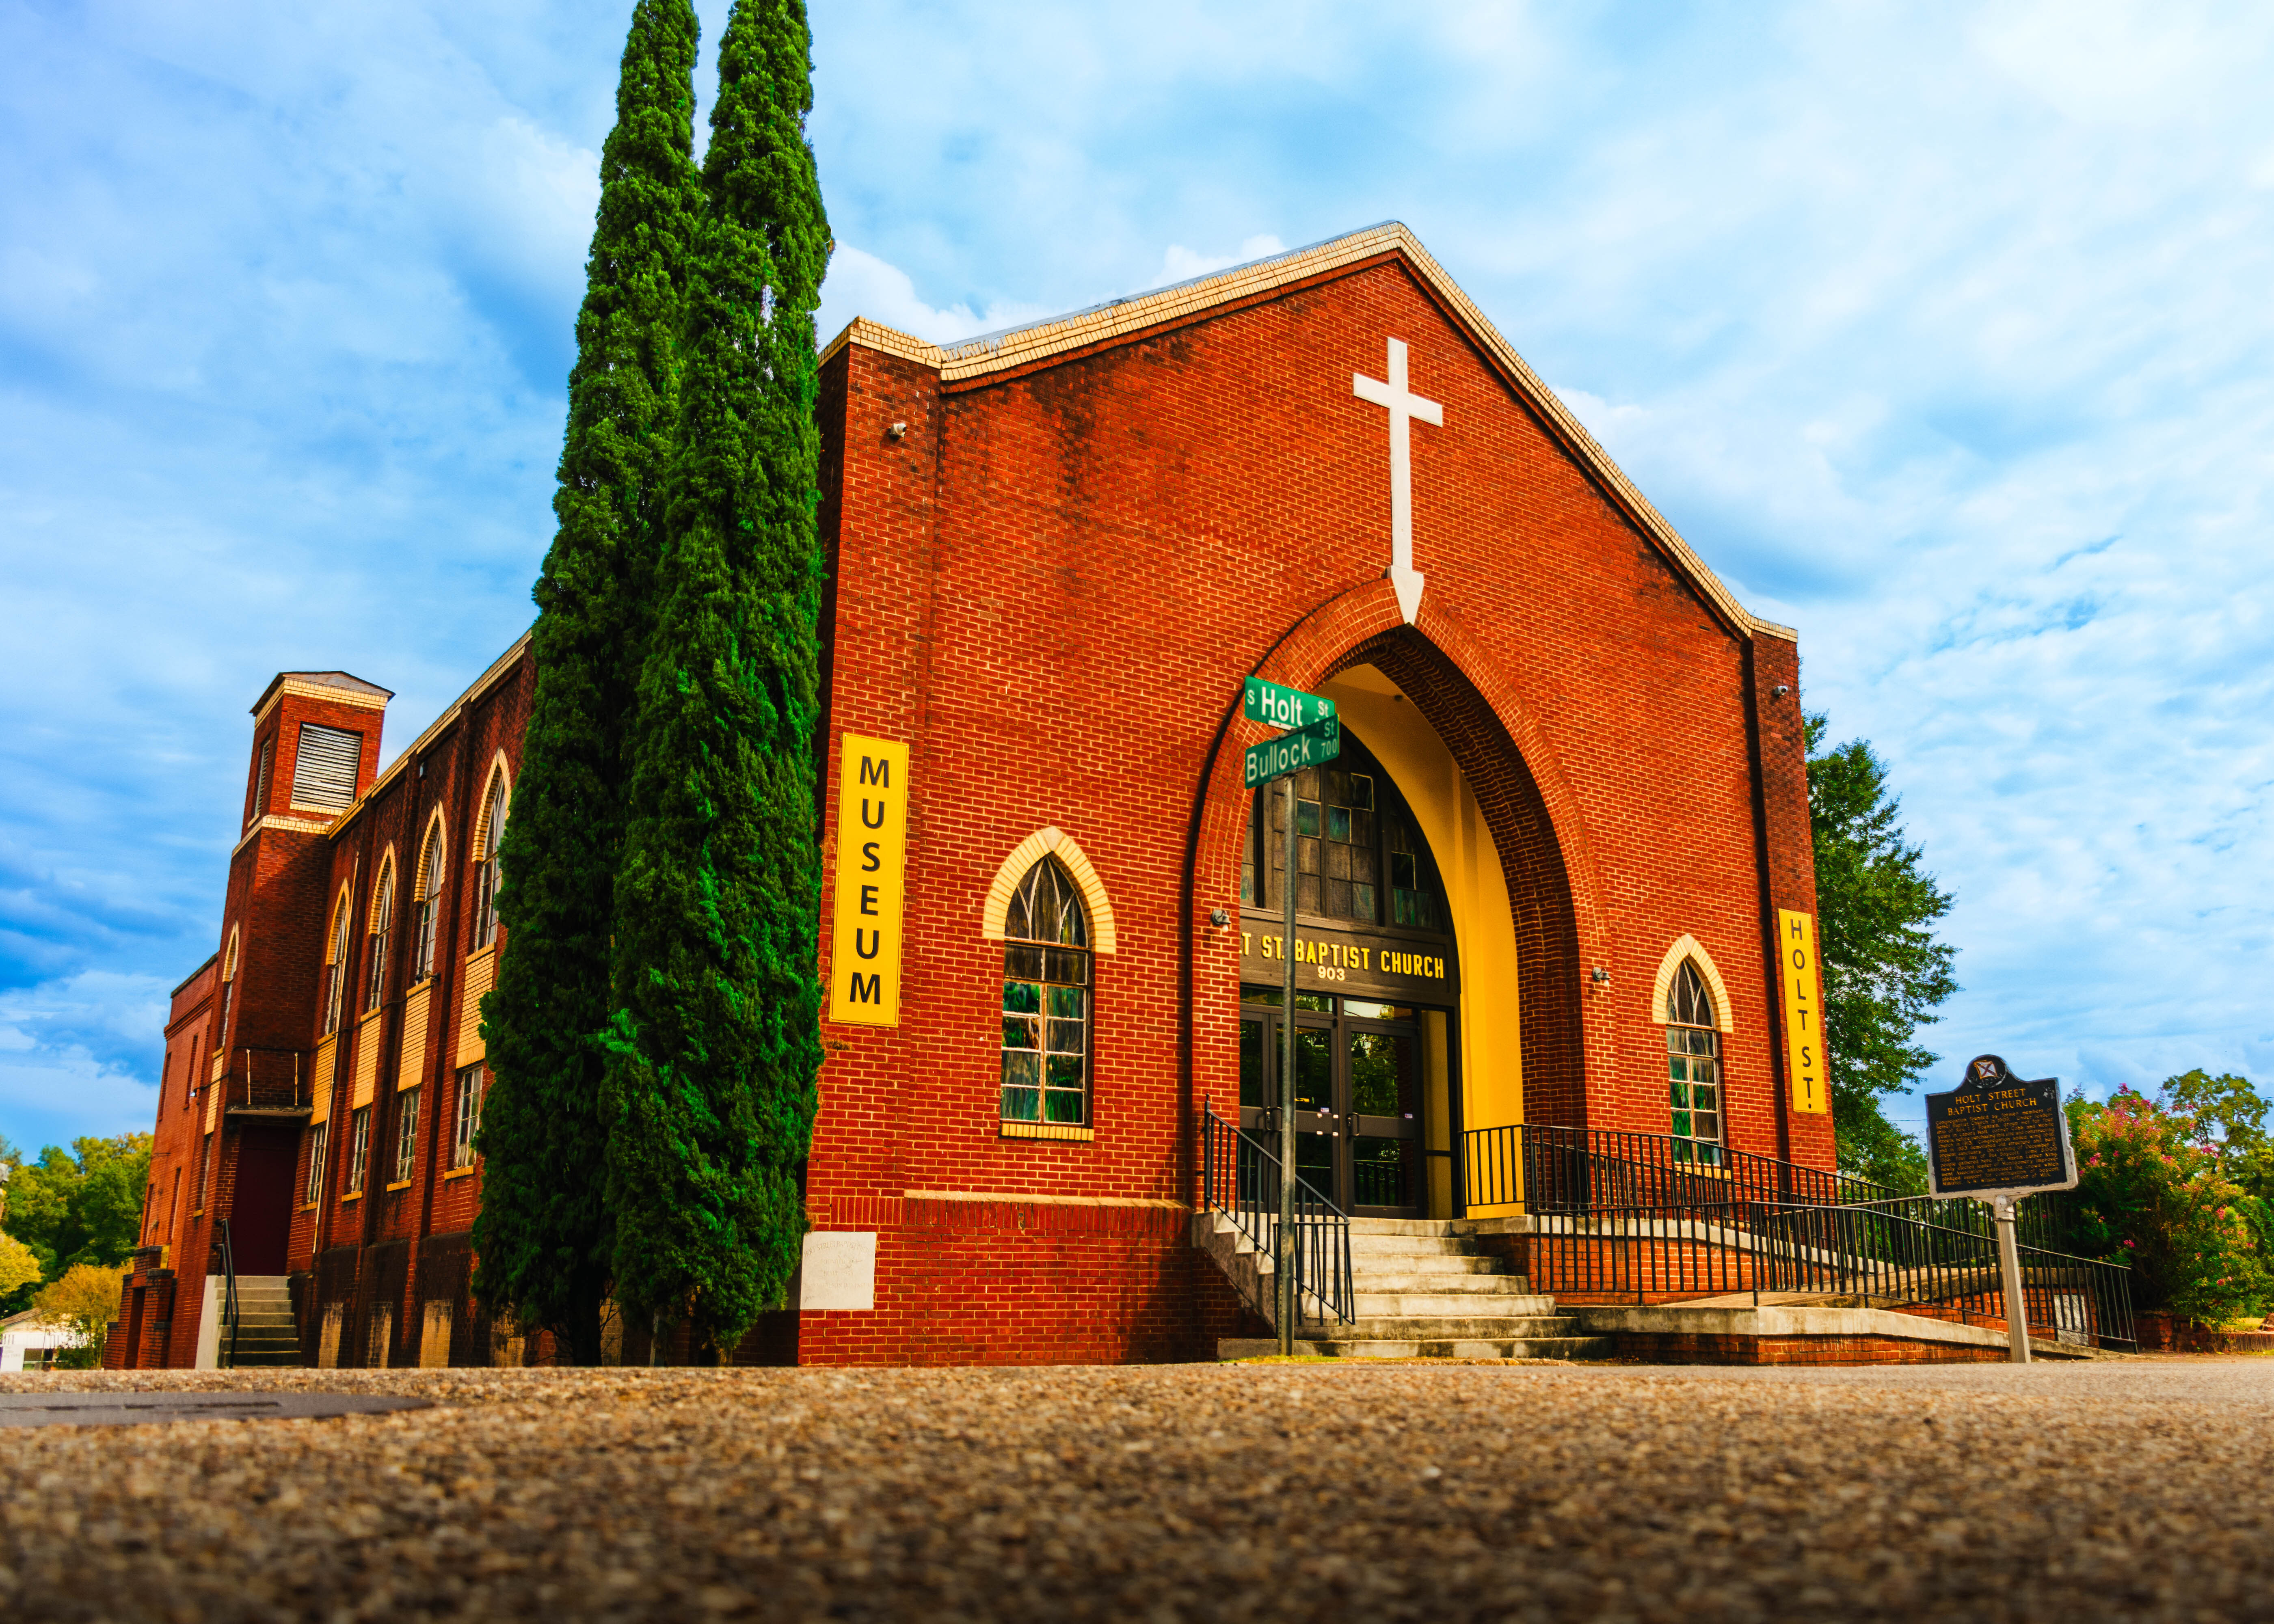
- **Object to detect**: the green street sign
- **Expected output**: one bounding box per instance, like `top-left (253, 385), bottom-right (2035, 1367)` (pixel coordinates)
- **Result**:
top-left (1243, 678), bottom-right (1336, 731)
top-left (1243, 716), bottom-right (1342, 788)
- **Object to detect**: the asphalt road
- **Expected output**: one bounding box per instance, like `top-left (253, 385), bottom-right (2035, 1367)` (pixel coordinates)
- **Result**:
top-left (2, 1357), bottom-right (2267, 1621)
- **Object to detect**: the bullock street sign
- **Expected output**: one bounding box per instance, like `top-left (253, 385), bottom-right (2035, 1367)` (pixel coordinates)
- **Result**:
top-left (1243, 715), bottom-right (1341, 789)
top-left (1244, 678), bottom-right (1337, 731)
top-left (1924, 1053), bottom-right (2080, 1366)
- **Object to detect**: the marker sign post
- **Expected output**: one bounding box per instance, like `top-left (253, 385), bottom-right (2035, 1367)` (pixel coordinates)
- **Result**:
top-left (1924, 1054), bottom-right (2079, 1364)
top-left (1241, 679), bottom-right (1339, 1355)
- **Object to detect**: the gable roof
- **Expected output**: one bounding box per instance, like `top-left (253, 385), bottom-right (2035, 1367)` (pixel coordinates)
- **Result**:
top-left (821, 221), bottom-right (1794, 643)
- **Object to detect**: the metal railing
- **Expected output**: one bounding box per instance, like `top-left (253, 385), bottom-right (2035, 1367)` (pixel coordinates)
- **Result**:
top-left (213, 1217), bottom-right (241, 1369)
top-left (1465, 1123), bottom-right (2087, 1248)
top-left (1466, 1122), bottom-right (1899, 1214)
top-left (1525, 1199), bottom-right (2136, 1349)
top-left (215, 1047), bottom-right (314, 1113)
top-left (1198, 1104), bottom-right (1354, 1326)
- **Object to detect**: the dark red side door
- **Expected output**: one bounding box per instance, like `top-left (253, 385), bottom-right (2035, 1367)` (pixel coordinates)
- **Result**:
top-left (228, 1126), bottom-right (299, 1274)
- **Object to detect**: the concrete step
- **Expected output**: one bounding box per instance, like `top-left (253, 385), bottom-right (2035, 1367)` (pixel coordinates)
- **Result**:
top-left (1351, 1294), bottom-right (1561, 1318)
top-left (1349, 1254), bottom-right (1507, 1277)
top-left (1340, 1314), bottom-right (1578, 1339)
top-left (1347, 1235), bottom-right (1478, 1257)
top-left (1345, 1218), bottom-right (1469, 1237)
top-left (1347, 1270), bottom-right (1530, 1294)
top-left (1221, 1335), bottom-right (1617, 1361)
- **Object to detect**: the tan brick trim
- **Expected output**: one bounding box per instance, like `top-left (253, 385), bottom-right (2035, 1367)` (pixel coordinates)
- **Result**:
top-left (1651, 934), bottom-right (1736, 1033)
top-left (979, 827), bottom-right (1118, 953)
top-left (251, 676), bottom-right (389, 727)
top-left (996, 1122), bottom-right (1097, 1142)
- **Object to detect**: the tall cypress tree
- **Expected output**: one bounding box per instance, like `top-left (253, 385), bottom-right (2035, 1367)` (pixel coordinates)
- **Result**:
top-left (473, 0), bottom-right (703, 1365)
top-left (603, 0), bottom-right (830, 1356)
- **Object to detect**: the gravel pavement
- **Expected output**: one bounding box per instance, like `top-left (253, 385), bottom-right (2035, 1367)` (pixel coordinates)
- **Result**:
top-left (2, 1357), bottom-right (2268, 1622)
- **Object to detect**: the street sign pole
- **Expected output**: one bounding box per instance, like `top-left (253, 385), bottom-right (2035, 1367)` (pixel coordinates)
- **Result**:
top-left (1277, 770), bottom-right (1297, 1356)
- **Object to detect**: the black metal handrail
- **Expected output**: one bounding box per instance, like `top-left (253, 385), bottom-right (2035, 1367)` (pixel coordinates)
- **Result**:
top-left (213, 1217), bottom-right (241, 1369)
top-left (1525, 1199), bottom-right (2135, 1350)
top-left (1466, 1122), bottom-right (1899, 1214)
top-left (215, 1047), bottom-right (313, 1112)
top-left (1466, 1123), bottom-right (2086, 1249)
top-left (1198, 1104), bottom-right (1354, 1326)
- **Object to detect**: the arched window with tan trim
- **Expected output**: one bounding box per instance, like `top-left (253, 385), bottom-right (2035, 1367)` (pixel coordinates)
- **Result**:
top-left (999, 858), bottom-right (1092, 1127)
top-left (411, 812), bottom-right (447, 983)
top-left (365, 855), bottom-right (396, 1013)
top-left (472, 763), bottom-right (509, 950)
top-left (218, 926), bottom-right (241, 1051)
top-left (1665, 961), bottom-right (1723, 1164)
top-left (321, 890), bottom-right (353, 1037)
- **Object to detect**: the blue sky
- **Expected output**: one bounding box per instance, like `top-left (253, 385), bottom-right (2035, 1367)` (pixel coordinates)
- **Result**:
top-left (2, 0), bottom-right (2268, 1152)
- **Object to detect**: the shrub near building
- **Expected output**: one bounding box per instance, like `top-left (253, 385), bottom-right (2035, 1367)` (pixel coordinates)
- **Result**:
top-left (2067, 1080), bottom-right (2273, 1328)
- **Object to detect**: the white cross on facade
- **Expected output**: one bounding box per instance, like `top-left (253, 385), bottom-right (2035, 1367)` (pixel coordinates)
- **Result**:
top-left (1353, 337), bottom-right (1444, 624)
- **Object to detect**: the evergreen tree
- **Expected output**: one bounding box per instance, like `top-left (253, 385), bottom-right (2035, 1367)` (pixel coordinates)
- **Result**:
top-left (1806, 714), bottom-right (1959, 1192)
top-left (473, 0), bottom-right (703, 1365)
top-left (603, 0), bottom-right (830, 1356)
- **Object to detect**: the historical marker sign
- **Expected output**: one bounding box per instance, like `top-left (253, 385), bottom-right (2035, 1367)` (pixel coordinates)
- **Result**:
top-left (1243, 714), bottom-right (1340, 788)
top-left (1925, 1054), bottom-right (2077, 1201)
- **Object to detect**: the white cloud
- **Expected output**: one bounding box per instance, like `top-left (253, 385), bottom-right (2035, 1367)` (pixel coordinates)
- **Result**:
top-left (1152, 235), bottom-right (1288, 287)
top-left (817, 243), bottom-right (1053, 346)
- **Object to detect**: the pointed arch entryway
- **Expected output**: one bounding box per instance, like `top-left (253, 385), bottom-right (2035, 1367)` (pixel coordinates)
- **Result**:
top-left (1179, 574), bottom-right (1603, 1220)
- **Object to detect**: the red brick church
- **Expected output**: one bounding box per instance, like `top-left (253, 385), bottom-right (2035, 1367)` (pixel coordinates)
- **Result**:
top-left (112, 222), bottom-right (1833, 1370)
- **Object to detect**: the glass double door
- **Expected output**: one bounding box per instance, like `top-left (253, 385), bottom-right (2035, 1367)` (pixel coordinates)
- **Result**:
top-left (1239, 989), bottom-right (1424, 1217)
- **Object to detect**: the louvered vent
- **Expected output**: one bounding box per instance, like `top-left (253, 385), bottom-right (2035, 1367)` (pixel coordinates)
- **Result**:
top-left (291, 723), bottom-right (363, 810)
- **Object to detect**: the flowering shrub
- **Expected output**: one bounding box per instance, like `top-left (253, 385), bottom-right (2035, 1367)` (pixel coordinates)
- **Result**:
top-left (2067, 1087), bottom-right (2272, 1326)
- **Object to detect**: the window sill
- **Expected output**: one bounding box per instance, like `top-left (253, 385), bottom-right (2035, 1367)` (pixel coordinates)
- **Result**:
top-left (299, 1203), bottom-right (319, 1213)
top-left (339, 1192), bottom-right (363, 1204)
top-left (999, 1121), bottom-right (1095, 1142)
top-left (442, 1166), bottom-right (477, 1181)
top-left (384, 1179), bottom-right (413, 1192)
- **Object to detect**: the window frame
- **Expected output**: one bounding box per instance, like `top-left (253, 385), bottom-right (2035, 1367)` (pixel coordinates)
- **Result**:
top-left (473, 770), bottom-right (508, 950)
top-left (393, 1087), bottom-right (419, 1185)
top-left (305, 1120), bottom-right (329, 1207)
top-left (412, 814), bottom-right (447, 983)
top-left (365, 857), bottom-right (396, 1013)
top-left (452, 1064), bottom-right (485, 1169)
top-left (1664, 960), bottom-right (1725, 1165)
top-left (998, 859), bottom-right (1094, 1128)
top-left (346, 1107), bottom-right (371, 1194)
top-left (321, 892), bottom-right (352, 1037)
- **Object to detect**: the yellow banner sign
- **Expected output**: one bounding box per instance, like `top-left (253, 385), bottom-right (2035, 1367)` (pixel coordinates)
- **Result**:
top-left (828, 735), bottom-right (910, 1026)
top-left (1777, 908), bottom-right (1828, 1114)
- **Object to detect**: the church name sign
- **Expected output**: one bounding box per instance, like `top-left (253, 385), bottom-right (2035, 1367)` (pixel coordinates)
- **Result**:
top-left (1238, 920), bottom-right (1457, 1000)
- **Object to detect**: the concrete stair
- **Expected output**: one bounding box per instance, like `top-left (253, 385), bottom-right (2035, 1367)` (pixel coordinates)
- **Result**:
top-left (1197, 1214), bottom-right (1613, 1361)
top-left (222, 1276), bottom-right (303, 1368)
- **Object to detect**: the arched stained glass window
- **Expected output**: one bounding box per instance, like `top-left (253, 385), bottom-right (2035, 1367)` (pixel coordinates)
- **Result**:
top-left (1666, 960), bottom-right (1723, 1164)
top-left (474, 771), bottom-right (508, 950)
top-left (322, 893), bottom-right (352, 1037)
top-left (412, 817), bottom-right (446, 982)
top-left (1000, 860), bottom-right (1091, 1126)
top-left (365, 858), bottom-right (396, 1013)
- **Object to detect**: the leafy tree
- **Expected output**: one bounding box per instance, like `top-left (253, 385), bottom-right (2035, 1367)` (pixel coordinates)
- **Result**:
top-left (2067, 1086), bottom-right (2271, 1324)
top-left (2, 1135), bottom-right (153, 1287)
top-left (2164, 1069), bottom-right (2272, 1202)
top-left (1806, 715), bottom-right (1958, 1192)
top-left (475, 0), bottom-right (705, 1366)
top-left (33, 1262), bottom-right (128, 1369)
top-left (0, 1233), bottom-right (43, 1308)
top-left (604, 0), bottom-right (830, 1358)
